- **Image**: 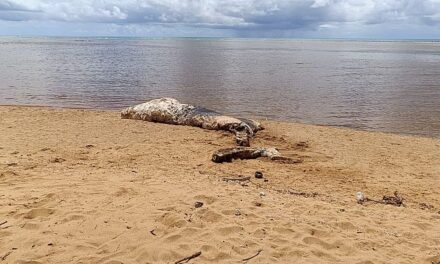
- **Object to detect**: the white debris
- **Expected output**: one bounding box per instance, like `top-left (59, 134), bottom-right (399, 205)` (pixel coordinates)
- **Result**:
top-left (260, 147), bottom-right (282, 159)
top-left (356, 192), bottom-right (365, 204)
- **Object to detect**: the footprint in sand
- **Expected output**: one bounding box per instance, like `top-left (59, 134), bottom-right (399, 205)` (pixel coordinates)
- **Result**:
top-left (193, 194), bottom-right (218, 205)
top-left (178, 227), bottom-right (200, 237)
top-left (220, 209), bottom-right (238, 216)
top-left (308, 228), bottom-right (331, 238)
top-left (287, 249), bottom-right (309, 258)
top-left (158, 212), bottom-right (187, 228)
top-left (40, 147), bottom-right (53, 152)
top-left (426, 255), bottom-right (440, 264)
top-left (164, 234), bottom-right (182, 242)
top-left (60, 214), bottom-right (86, 224)
top-left (21, 222), bottom-right (41, 230)
top-left (23, 208), bottom-right (55, 219)
top-left (114, 187), bottom-right (138, 197)
top-left (355, 261), bottom-right (375, 264)
top-left (310, 249), bottom-right (338, 260)
top-left (303, 236), bottom-right (353, 255)
top-left (272, 227), bottom-right (301, 239)
top-left (208, 252), bottom-right (231, 262)
top-left (103, 261), bottom-right (124, 264)
top-left (49, 157), bottom-right (65, 163)
top-left (411, 221), bottom-right (433, 230)
top-left (0, 170), bottom-right (18, 180)
top-left (197, 209), bottom-right (223, 223)
top-left (216, 225), bottom-right (244, 236)
top-left (334, 221), bottom-right (357, 231)
top-left (302, 236), bottom-right (339, 250)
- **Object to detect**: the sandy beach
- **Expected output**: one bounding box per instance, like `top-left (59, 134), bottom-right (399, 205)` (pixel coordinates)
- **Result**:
top-left (0, 105), bottom-right (439, 263)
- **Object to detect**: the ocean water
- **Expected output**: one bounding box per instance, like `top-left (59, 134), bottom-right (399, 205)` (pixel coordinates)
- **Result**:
top-left (1, 37), bottom-right (439, 137)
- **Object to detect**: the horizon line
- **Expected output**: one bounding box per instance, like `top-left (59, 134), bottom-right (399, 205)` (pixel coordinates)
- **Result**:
top-left (1, 35), bottom-right (440, 42)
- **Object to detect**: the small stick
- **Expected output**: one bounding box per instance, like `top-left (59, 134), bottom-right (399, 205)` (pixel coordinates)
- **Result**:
top-left (242, 249), bottom-right (262, 262)
top-left (175, 251), bottom-right (202, 264)
top-left (223, 176), bottom-right (251, 182)
top-left (1, 251), bottom-right (11, 261)
top-left (365, 198), bottom-right (384, 204)
top-left (288, 190), bottom-right (318, 198)
top-left (365, 198), bottom-right (397, 206)
top-left (365, 195), bottom-right (403, 207)
top-left (0, 221), bottom-right (7, 226)
top-left (150, 229), bottom-right (157, 236)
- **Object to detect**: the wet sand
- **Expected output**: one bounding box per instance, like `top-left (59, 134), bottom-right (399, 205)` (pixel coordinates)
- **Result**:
top-left (0, 106), bottom-right (439, 263)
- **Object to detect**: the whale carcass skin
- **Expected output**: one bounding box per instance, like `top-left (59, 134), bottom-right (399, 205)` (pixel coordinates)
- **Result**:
top-left (121, 98), bottom-right (263, 146)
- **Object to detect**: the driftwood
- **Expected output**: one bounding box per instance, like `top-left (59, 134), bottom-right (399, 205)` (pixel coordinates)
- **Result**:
top-left (121, 98), bottom-right (263, 146)
top-left (357, 191), bottom-right (404, 207)
top-left (212, 147), bottom-right (300, 163)
top-left (242, 249), bottom-right (262, 262)
top-left (222, 176), bottom-right (251, 182)
top-left (288, 190), bottom-right (319, 198)
top-left (382, 192), bottom-right (404, 206)
top-left (175, 251), bottom-right (202, 264)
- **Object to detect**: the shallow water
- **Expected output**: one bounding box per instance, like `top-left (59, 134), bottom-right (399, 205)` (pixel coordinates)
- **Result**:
top-left (1, 37), bottom-right (439, 137)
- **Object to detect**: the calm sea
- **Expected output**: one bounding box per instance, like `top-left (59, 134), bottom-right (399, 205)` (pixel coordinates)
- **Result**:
top-left (1, 37), bottom-right (439, 137)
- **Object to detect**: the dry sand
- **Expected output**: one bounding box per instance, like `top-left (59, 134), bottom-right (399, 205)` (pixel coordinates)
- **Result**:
top-left (0, 105), bottom-right (439, 264)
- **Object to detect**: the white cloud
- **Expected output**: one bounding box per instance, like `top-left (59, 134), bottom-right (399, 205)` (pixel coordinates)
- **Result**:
top-left (0, 0), bottom-right (439, 36)
top-left (312, 0), bottom-right (330, 8)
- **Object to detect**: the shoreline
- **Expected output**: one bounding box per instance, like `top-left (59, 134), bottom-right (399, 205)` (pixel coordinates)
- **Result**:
top-left (1, 103), bottom-right (438, 140)
top-left (1, 105), bottom-right (439, 263)
top-left (2, 36), bottom-right (440, 43)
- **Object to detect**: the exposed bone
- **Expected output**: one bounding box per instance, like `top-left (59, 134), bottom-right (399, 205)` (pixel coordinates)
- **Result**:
top-left (121, 98), bottom-right (263, 146)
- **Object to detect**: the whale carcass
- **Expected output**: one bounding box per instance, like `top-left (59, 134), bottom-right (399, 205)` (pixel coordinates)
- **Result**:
top-left (122, 98), bottom-right (299, 163)
top-left (121, 98), bottom-right (263, 146)
top-left (211, 147), bottom-right (302, 164)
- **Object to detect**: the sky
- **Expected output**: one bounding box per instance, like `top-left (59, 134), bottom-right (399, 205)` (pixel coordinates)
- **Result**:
top-left (0, 0), bottom-right (440, 39)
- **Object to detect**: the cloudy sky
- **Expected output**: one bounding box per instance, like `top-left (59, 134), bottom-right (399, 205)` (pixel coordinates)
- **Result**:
top-left (1, 0), bottom-right (440, 38)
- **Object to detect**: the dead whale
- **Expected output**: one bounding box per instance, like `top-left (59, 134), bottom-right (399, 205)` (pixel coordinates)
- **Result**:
top-left (121, 98), bottom-right (263, 146)
top-left (212, 147), bottom-right (302, 163)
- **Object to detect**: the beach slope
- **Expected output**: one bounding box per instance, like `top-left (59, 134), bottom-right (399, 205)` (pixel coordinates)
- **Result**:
top-left (0, 106), bottom-right (439, 263)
